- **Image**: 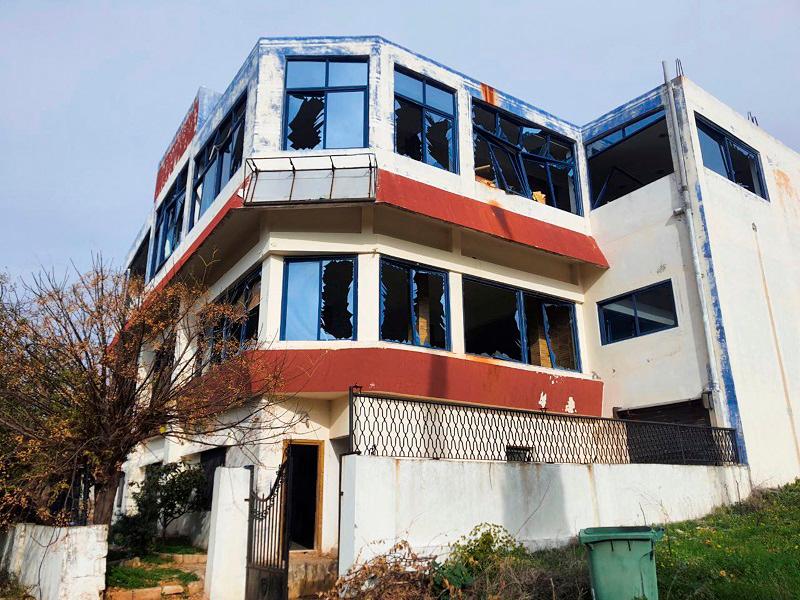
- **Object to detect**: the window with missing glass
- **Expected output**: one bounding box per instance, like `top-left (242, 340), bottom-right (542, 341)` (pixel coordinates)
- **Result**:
top-left (283, 58), bottom-right (368, 151)
top-left (598, 280), bottom-right (678, 345)
top-left (695, 115), bottom-right (767, 199)
top-left (204, 268), bottom-right (262, 365)
top-left (191, 95), bottom-right (247, 228)
top-left (462, 277), bottom-right (580, 370)
top-left (586, 109), bottom-right (674, 208)
top-left (472, 102), bottom-right (581, 214)
top-left (282, 257), bottom-right (356, 341)
top-left (394, 68), bottom-right (457, 172)
top-left (151, 166), bottom-right (187, 276)
top-left (379, 258), bottom-right (448, 350)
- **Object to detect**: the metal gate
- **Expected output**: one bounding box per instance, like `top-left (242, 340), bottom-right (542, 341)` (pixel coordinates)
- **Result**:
top-left (246, 452), bottom-right (293, 600)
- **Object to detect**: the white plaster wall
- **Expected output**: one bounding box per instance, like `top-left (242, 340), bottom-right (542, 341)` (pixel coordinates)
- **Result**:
top-left (584, 175), bottom-right (710, 412)
top-left (205, 467), bottom-right (249, 600)
top-left (0, 524), bottom-right (107, 600)
top-left (681, 78), bottom-right (800, 485)
top-left (339, 455), bottom-right (751, 574)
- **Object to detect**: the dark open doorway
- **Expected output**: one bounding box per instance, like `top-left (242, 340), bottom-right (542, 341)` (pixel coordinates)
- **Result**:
top-left (287, 442), bottom-right (321, 551)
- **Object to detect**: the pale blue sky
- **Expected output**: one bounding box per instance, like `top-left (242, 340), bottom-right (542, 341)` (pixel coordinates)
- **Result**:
top-left (1, 0), bottom-right (798, 279)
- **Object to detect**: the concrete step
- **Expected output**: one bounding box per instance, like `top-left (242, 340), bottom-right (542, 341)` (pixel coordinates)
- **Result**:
top-left (288, 553), bottom-right (338, 600)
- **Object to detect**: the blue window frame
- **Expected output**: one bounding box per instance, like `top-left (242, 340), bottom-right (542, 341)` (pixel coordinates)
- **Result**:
top-left (585, 109), bottom-right (674, 209)
top-left (205, 267), bottom-right (262, 364)
top-left (695, 114), bottom-right (767, 199)
top-left (394, 67), bottom-right (457, 172)
top-left (462, 276), bottom-right (580, 371)
top-left (379, 257), bottom-right (449, 350)
top-left (598, 280), bottom-right (678, 345)
top-left (281, 256), bottom-right (357, 341)
top-left (190, 94), bottom-right (247, 229)
top-left (283, 58), bottom-right (368, 151)
top-left (472, 102), bottom-right (581, 215)
top-left (150, 166), bottom-right (187, 277)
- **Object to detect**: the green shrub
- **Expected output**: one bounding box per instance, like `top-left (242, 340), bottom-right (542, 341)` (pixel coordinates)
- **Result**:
top-left (110, 513), bottom-right (158, 556)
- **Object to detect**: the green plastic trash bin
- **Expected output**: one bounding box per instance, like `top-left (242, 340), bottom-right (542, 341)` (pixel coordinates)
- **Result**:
top-left (579, 526), bottom-right (664, 600)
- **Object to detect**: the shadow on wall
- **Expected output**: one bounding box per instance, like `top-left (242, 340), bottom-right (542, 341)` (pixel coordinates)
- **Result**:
top-left (166, 511), bottom-right (212, 550)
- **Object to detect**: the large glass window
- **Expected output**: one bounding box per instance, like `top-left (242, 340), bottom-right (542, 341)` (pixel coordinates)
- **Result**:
top-left (284, 58), bottom-right (368, 151)
top-left (394, 68), bottom-right (456, 172)
top-left (205, 268), bottom-right (262, 364)
top-left (695, 115), bottom-right (766, 199)
top-left (151, 166), bottom-right (187, 275)
top-left (282, 257), bottom-right (356, 341)
top-left (472, 102), bottom-right (581, 214)
top-left (191, 95), bottom-right (247, 228)
top-left (380, 258), bottom-right (448, 349)
top-left (586, 110), bottom-right (674, 208)
top-left (598, 280), bottom-right (678, 344)
top-left (463, 277), bottom-right (580, 370)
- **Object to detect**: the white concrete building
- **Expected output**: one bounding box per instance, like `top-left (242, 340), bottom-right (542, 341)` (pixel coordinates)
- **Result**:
top-left (117, 36), bottom-right (799, 598)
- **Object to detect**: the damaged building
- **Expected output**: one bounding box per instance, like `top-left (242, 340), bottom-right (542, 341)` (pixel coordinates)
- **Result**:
top-left (119, 37), bottom-right (800, 599)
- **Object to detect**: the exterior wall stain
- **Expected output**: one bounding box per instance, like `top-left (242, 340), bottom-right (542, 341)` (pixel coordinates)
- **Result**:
top-left (154, 97), bottom-right (199, 201)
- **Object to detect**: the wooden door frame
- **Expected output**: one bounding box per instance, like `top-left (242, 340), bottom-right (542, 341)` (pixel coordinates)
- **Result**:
top-left (282, 439), bottom-right (324, 553)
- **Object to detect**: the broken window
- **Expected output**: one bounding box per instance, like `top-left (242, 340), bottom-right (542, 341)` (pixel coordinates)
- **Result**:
top-left (191, 94), bottom-right (247, 229)
top-left (695, 115), bottom-right (766, 199)
top-left (586, 109), bottom-right (674, 208)
top-left (380, 258), bottom-right (448, 349)
top-left (282, 257), bottom-right (356, 341)
top-left (284, 58), bottom-right (368, 151)
top-left (151, 166), bottom-right (187, 275)
top-left (204, 267), bottom-right (262, 366)
top-left (472, 101), bottom-right (581, 214)
top-left (464, 277), bottom-right (580, 370)
top-left (598, 280), bottom-right (677, 344)
top-left (394, 68), bottom-right (456, 172)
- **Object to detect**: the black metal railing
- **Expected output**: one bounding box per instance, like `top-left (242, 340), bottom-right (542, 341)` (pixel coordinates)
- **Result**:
top-left (349, 388), bottom-right (740, 466)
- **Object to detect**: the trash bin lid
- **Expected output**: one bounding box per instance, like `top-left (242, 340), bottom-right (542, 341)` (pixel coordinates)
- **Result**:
top-left (579, 526), bottom-right (664, 544)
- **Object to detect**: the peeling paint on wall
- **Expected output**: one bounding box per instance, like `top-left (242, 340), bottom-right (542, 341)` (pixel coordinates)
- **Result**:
top-left (154, 97), bottom-right (199, 201)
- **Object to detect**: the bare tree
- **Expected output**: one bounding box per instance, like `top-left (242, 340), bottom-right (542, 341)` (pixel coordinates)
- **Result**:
top-left (0, 258), bottom-right (295, 527)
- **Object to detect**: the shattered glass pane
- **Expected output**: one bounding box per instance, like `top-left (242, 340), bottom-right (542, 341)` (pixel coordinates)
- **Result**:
top-left (523, 294), bottom-right (549, 367)
top-left (547, 139), bottom-right (573, 162)
top-left (286, 93), bottom-right (325, 150)
top-left (325, 91), bottom-right (365, 148)
top-left (230, 122), bottom-right (245, 176)
top-left (320, 259), bottom-right (355, 340)
top-left (425, 83), bottom-right (454, 116)
top-left (198, 155), bottom-right (221, 216)
top-left (521, 128), bottom-right (546, 155)
top-left (473, 104), bottom-right (496, 133)
top-left (492, 144), bottom-right (524, 195)
top-left (286, 61), bottom-right (326, 88)
top-left (523, 158), bottom-right (550, 205)
top-left (473, 135), bottom-right (497, 185)
top-left (395, 98), bottom-right (423, 161)
top-left (463, 279), bottom-right (522, 361)
top-left (543, 303), bottom-right (577, 370)
top-left (499, 116), bottom-right (521, 145)
top-left (380, 261), bottom-right (412, 344)
top-left (328, 61), bottom-right (368, 87)
top-left (395, 70), bottom-right (423, 102)
top-left (413, 270), bottom-right (447, 349)
top-left (548, 163), bottom-right (576, 213)
top-left (283, 260), bottom-right (320, 341)
top-left (425, 113), bottom-right (453, 171)
top-left (729, 142), bottom-right (762, 196)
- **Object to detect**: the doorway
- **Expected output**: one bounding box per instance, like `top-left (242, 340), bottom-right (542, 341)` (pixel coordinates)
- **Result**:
top-left (286, 441), bottom-right (322, 551)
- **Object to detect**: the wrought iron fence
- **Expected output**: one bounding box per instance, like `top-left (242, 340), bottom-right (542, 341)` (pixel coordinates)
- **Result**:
top-left (349, 388), bottom-right (740, 466)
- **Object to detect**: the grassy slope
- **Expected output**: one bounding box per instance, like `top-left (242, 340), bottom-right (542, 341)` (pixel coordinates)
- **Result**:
top-left (655, 481), bottom-right (800, 599)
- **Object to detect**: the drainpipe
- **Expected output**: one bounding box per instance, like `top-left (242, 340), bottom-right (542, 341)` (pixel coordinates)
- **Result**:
top-left (661, 62), bottom-right (722, 419)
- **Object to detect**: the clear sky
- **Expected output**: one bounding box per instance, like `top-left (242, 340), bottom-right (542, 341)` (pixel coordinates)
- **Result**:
top-left (1, 0), bottom-right (798, 280)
